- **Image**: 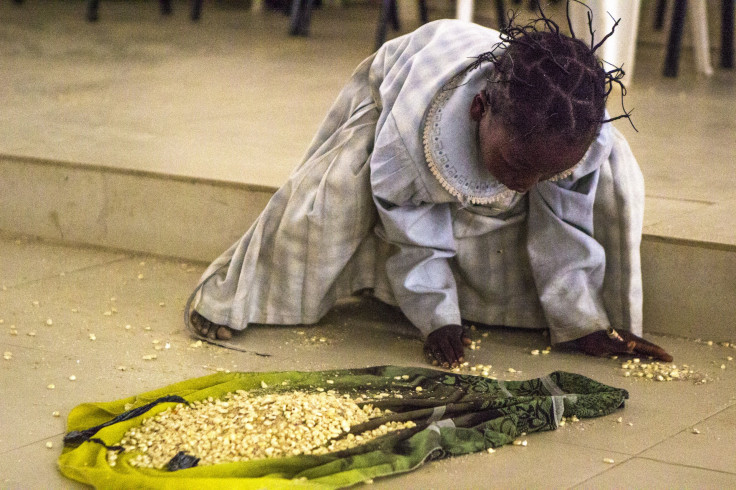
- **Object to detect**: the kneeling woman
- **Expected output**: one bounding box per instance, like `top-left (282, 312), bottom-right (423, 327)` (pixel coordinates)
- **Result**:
top-left (187, 10), bottom-right (672, 367)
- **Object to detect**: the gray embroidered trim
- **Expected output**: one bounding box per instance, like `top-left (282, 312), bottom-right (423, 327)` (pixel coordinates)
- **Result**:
top-left (429, 405), bottom-right (447, 423)
top-left (422, 76), bottom-right (516, 206)
top-left (552, 395), bottom-right (565, 426)
top-left (496, 380), bottom-right (513, 398)
top-left (423, 72), bottom-right (588, 201)
top-left (540, 375), bottom-right (565, 396)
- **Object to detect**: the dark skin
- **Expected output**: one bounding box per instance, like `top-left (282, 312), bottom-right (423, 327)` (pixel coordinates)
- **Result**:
top-left (422, 88), bottom-right (672, 367)
top-left (193, 87), bottom-right (673, 367)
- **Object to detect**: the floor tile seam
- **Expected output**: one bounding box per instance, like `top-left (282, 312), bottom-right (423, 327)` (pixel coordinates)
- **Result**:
top-left (566, 454), bottom-right (736, 490)
top-left (635, 455), bottom-right (736, 476)
top-left (561, 448), bottom-right (638, 490)
top-left (0, 255), bottom-right (134, 290)
top-left (616, 403), bottom-right (736, 464)
top-left (0, 431), bottom-right (66, 456)
top-left (644, 194), bottom-right (716, 205)
top-left (685, 398), bottom-right (736, 427)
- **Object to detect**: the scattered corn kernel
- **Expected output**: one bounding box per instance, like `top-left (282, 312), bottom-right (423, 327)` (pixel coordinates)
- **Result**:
top-left (603, 458), bottom-right (615, 464)
top-left (47, 384), bottom-right (55, 389)
top-left (513, 439), bottom-right (527, 446)
top-left (52, 411), bottom-right (60, 417)
top-left (415, 386), bottom-right (423, 392)
top-left (89, 333), bottom-right (96, 341)
top-left (69, 375), bottom-right (77, 381)
top-left (45, 318), bottom-right (53, 326)
top-left (530, 349), bottom-right (540, 356)
top-left (142, 355), bottom-right (157, 360)
top-left (46, 441), bottom-right (53, 449)
top-left (487, 447), bottom-right (496, 453)
top-left (691, 428), bottom-right (700, 434)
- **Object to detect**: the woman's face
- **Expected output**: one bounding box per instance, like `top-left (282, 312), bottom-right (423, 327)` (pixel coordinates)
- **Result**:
top-left (470, 89), bottom-right (588, 193)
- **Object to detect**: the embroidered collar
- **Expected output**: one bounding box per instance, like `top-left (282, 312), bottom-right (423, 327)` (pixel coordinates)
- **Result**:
top-left (422, 68), bottom-right (585, 205)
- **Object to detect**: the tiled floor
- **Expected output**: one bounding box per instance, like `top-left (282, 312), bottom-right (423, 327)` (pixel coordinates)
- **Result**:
top-left (2, 0), bottom-right (736, 488)
top-left (2, 0), bottom-right (735, 245)
top-left (1, 233), bottom-right (735, 488)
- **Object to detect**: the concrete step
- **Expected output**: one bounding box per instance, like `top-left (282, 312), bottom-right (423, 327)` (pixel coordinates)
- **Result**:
top-left (2, 154), bottom-right (734, 342)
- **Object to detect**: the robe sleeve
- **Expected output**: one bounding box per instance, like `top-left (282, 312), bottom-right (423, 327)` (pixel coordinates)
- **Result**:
top-left (370, 115), bottom-right (462, 338)
top-left (527, 168), bottom-right (611, 345)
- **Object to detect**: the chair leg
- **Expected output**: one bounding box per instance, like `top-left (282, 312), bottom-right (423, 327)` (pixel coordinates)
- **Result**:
top-left (722, 0), bottom-right (734, 68)
top-left (389, 0), bottom-right (400, 31)
top-left (375, 0), bottom-right (394, 50)
top-left (86, 0), bottom-right (100, 22)
top-left (160, 0), bottom-right (173, 16)
top-left (289, 0), bottom-right (314, 36)
top-left (654, 0), bottom-right (667, 30)
top-left (663, 0), bottom-right (688, 77)
top-left (495, 0), bottom-right (506, 29)
top-left (418, 0), bottom-right (428, 24)
top-left (191, 0), bottom-right (203, 20)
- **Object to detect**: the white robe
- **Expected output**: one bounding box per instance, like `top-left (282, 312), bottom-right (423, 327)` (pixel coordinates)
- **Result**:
top-left (191, 20), bottom-right (644, 345)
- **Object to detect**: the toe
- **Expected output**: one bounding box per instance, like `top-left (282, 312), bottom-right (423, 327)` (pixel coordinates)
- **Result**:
top-left (216, 326), bottom-right (232, 340)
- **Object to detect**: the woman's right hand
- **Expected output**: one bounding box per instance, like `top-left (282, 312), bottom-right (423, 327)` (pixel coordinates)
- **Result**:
top-left (424, 324), bottom-right (472, 368)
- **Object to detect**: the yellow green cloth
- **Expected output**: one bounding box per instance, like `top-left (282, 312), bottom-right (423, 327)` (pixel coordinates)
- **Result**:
top-left (58, 366), bottom-right (628, 489)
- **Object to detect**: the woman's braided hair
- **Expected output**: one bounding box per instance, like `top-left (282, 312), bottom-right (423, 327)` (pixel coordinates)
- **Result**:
top-left (462, 0), bottom-right (634, 147)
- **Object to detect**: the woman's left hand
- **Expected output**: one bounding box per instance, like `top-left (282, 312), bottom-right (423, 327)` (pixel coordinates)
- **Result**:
top-left (575, 329), bottom-right (673, 362)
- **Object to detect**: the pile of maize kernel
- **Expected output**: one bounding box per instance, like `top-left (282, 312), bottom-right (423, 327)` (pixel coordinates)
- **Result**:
top-left (109, 389), bottom-right (415, 469)
top-left (620, 359), bottom-right (705, 383)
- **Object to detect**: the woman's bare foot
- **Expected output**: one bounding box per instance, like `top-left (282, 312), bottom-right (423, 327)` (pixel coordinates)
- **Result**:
top-left (190, 310), bottom-right (233, 340)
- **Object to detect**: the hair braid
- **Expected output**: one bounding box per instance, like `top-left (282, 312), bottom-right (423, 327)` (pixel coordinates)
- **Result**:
top-left (457, 1), bottom-right (635, 146)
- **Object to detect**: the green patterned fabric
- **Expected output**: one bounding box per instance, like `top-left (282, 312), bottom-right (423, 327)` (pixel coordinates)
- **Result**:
top-left (58, 366), bottom-right (627, 489)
